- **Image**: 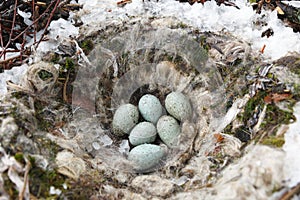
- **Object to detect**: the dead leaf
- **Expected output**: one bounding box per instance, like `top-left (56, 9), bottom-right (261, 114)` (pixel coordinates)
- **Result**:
top-left (264, 93), bottom-right (292, 104)
top-left (214, 133), bottom-right (225, 143)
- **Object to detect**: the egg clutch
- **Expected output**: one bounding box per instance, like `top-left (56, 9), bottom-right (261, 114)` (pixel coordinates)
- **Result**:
top-left (112, 92), bottom-right (192, 172)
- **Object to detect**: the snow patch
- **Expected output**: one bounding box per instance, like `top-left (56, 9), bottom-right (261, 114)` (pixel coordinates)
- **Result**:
top-left (283, 102), bottom-right (300, 187)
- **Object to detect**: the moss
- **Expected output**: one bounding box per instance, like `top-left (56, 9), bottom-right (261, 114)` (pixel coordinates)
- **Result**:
top-left (259, 103), bottom-right (296, 136)
top-left (10, 91), bottom-right (27, 100)
top-left (14, 152), bottom-right (25, 163)
top-left (223, 123), bottom-right (233, 135)
top-left (263, 104), bottom-right (295, 126)
top-left (3, 154), bottom-right (66, 199)
top-left (64, 57), bottom-right (75, 71)
top-left (199, 35), bottom-right (210, 52)
top-left (261, 136), bottom-right (285, 148)
top-left (34, 100), bottom-right (53, 131)
top-left (35, 136), bottom-right (61, 160)
top-left (176, 22), bottom-right (188, 29)
top-left (80, 39), bottom-right (94, 55)
top-left (38, 69), bottom-right (54, 81)
top-left (66, 170), bottom-right (107, 199)
top-left (234, 126), bottom-right (251, 142)
top-left (29, 161), bottom-right (66, 198)
top-left (50, 53), bottom-right (60, 63)
top-left (3, 173), bottom-right (19, 199)
top-left (242, 90), bottom-right (267, 123)
top-left (26, 155), bottom-right (66, 198)
top-left (293, 83), bottom-right (300, 100)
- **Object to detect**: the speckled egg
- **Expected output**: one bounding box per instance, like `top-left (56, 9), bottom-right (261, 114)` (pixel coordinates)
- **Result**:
top-left (165, 92), bottom-right (192, 121)
top-left (129, 122), bottom-right (157, 146)
top-left (138, 94), bottom-right (163, 124)
top-left (157, 115), bottom-right (180, 147)
top-left (128, 144), bottom-right (165, 172)
top-left (112, 104), bottom-right (139, 136)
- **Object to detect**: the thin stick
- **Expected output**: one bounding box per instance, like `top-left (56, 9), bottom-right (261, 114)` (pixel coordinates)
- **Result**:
top-left (32, 0), bottom-right (37, 43)
top-left (11, 0), bottom-right (56, 42)
top-left (19, 157), bottom-right (31, 200)
top-left (9, 0), bottom-right (18, 43)
top-left (34, 0), bottom-right (61, 48)
top-left (0, 0), bottom-right (56, 59)
top-left (280, 183), bottom-right (300, 200)
top-left (63, 71), bottom-right (70, 103)
top-left (0, 16), bottom-right (5, 48)
top-left (0, 0), bottom-right (18, 58)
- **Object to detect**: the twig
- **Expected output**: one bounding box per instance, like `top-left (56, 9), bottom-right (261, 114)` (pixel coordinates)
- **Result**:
top-left (34, 0), bottom-right (61, 49)
top-left (19, 158), bottom-right (31, 200)
top-left (0, 15), bottom-right (3, 48)
top-left (0, 0), bottom-right (18, 59)
top-left (63, 71), bottom-right (70, 103)
top-left (280, 183), bottom-right (300, 200)
top-left (32, 0), bottom-right (37, 43)
top-left (0, 0), bottom-right (58, 60)
top-left (12, 0), bottom-right (56, 43)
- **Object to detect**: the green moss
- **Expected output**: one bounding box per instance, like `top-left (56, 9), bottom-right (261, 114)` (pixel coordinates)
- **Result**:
top-left (38, 69), bottom-right (54, 81)
top-left (199, 35), bottom-right (210, 52)
top-left (293, 83), bottom-right (300, 100)
top-left (263, 104), bottom-right (295, 126)
top-left (223, 123), bottom-right (233, 135)
top-left (34, 101), bottom-right (53, 131)
top-left (10, 91), bottom-right (27, 100)
top-left (64, 57), bottom-right (75, 71)
top-left (259, 103), bottom-right (296, 136)
top-left (286, 58), bottom-right (300, 75)
top-left (50, 53), bottom-right (60, 63)
top-left (14, 152), bottom-right (25, 163)
top-left (261, 136), bottom-right (285, 148)
top-left (29, 163), bottom-right (66, 198)
top-left (3, 154), bottom-right (66, 199)
top-left (66, 170), bottom-right (107, 199)
top-left (176, 22), bottom-right (188, 29)
top-left (80, 39), bottom-right (94, 55)
top-left (242, 90), bottom-right (267, 123)
top-left (3, 173), bottom-right (19, 199)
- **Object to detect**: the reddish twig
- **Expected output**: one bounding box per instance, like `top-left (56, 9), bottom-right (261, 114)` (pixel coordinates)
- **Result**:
top-left (280, 183), bottom-right (300, 200)
top-left (1, 0), bottom-right (62, 70)
top-left (11, 0), bottom-right (57, 43)
top-left (34, 0), bottom-right (61, 48)
top-left (0, 16), bottom-right (3, 48)
top-left (0, 0), bottom-right (18, 60)
top-left (32, 0), bottom-right (36, 43)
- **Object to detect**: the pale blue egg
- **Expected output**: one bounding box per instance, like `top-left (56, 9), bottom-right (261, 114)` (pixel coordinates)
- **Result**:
top-left (129, 122), bottom-right (157, 146)
top-left (165, 92), bottom-right (192, 121)
top-left (128, 144), bottom-right (165, 172)
top-left (112, 104), bottom-right (139, 136)
top-left (157, 115), bottom-right (180, 147)
top-left (138, 94), bottom-right (163, 124)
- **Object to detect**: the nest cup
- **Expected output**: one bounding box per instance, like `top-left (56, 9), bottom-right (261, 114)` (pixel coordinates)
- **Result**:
top-left (72, 21), bottom-right (226, 173)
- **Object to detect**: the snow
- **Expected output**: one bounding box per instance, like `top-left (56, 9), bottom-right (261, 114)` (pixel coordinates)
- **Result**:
top-left (77, 0), bottom-right (300, 60)
top-left (283, 102), bottom-right (300, 187)
top-left (0, 64), bottom-right (28, 95)
top-left (2, 0), bottom-right (299, 95)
